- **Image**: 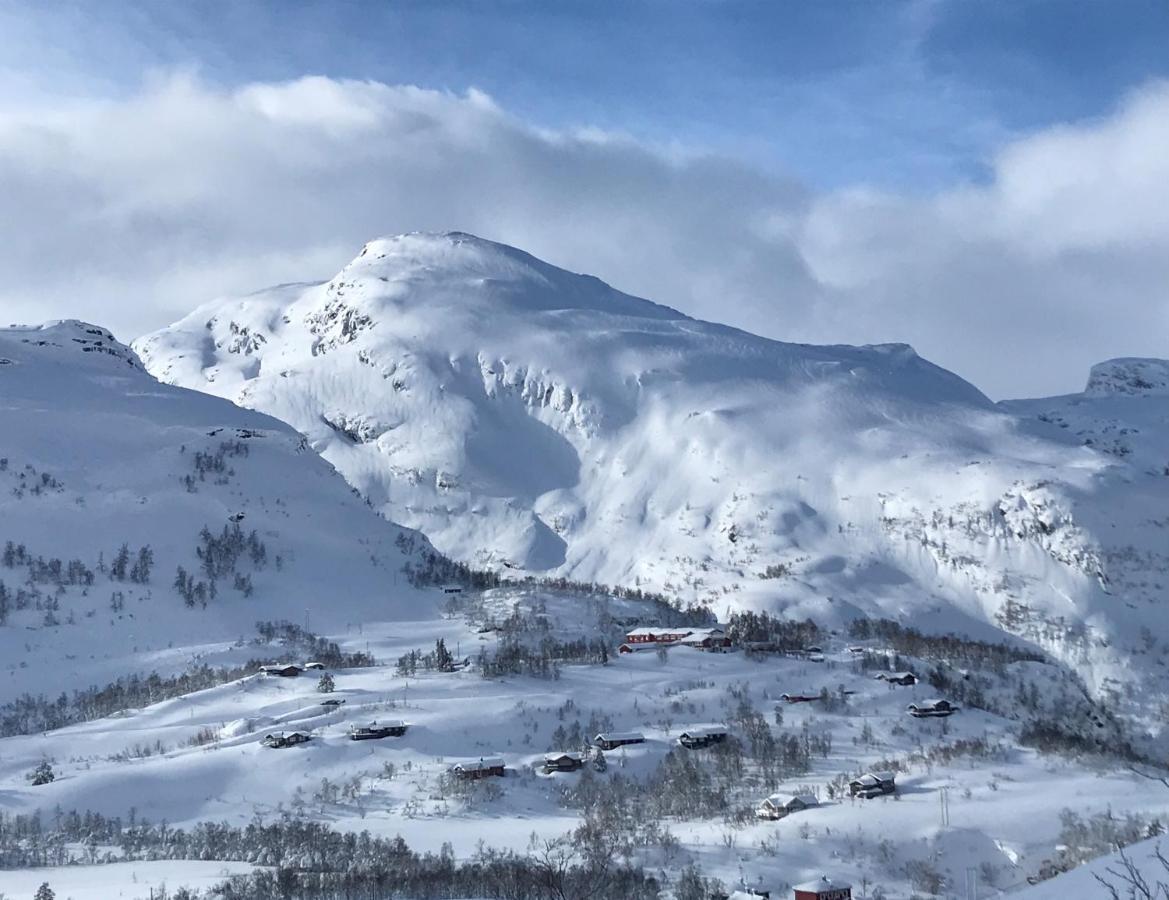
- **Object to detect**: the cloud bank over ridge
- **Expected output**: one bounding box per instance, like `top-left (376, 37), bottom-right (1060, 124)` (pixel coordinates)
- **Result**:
top-left (1, 74), bottom-right (1165, 397)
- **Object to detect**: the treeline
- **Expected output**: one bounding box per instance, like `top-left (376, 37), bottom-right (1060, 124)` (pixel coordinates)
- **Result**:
top-left (0, 622), bottom-right (369, 737)
top-left (0, 810), bottom-right (662, 900)
top-left (476, 636), bottom-right (611, 679)
top-left (725, 611), bottom-right (821, 651)
top-left (1020, 718), bottom-right (1136, 760)
top-left (0, 663), bottom-right (257, 737)
top-left (849, 617), bottom-right (1045, 670)
top-left (253, 620), bottom-right (376, 668)
top-left (396, 532), bottom-right (713, 626)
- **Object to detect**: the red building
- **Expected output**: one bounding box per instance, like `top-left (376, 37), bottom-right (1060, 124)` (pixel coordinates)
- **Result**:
top-left (619, 626), bottom-right (730, 653)
top-left (793, 876), bottom-right (851, 900)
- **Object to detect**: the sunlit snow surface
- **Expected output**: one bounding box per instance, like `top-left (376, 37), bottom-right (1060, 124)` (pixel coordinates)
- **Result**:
top-left (136, 233), bottom-right (1168, 741)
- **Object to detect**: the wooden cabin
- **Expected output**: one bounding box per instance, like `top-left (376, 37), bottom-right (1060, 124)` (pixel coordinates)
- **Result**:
top-left (451, 757), bottom-right (506, 779)
top-left (260, 663), bottom-right (302, 678)
top-left (780, 693), bottom-right (820, 704)
top-left (678, 627), bottom-right (732, 651)
top-left (303, 661), bottom-right (326, 671)
top-left (542, 752), bottom-right (585, 774)
top-left (877, 671), bottom-right (918, 686)
top-left (793, 876), bottom-right (852, 900)
top-left (678, 726), bottom-right (728, 749)
top-left (262, 731), bottom-right (311, 749)
top-left (594, 731), bottom-right (645, 750)
top-left (755, 792), bottom-right (817, 820)
top-left (848, 771), bottom-right (896, 798)
top-left (907, 698), bottom-right (958, 718)
top-left (349, 720), bottom-right (408, 740)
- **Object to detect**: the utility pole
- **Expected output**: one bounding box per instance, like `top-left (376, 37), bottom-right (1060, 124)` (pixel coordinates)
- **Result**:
top-left (939, 787), bottom-right (950, 827)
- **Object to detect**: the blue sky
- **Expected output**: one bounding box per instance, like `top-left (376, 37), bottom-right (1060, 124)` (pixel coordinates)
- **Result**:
top-left (0, 1), bottom-right (1165, 397)
top-left (4, 0), bottom-right (1166, 188)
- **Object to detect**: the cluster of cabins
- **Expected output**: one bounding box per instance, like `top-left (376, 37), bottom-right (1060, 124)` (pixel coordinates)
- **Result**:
top-left (719, 876), bottom-right (853, 900)
top-left (535, 726), bottom-right (727, 776)
top-left (754, 771), bottom-right (896, 820)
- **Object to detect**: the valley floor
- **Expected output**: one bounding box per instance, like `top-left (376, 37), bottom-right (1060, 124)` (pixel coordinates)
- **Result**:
top-left (2, 587), bottom-right (1166, 899)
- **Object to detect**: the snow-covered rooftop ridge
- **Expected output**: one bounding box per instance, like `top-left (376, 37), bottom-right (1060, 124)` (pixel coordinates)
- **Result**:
top-left (793, 874), bottom-right (852, 891)
top-left (1084, 357), bottom-right (1169, 397)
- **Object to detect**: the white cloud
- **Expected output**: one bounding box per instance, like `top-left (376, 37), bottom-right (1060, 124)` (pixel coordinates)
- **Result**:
top-left (0, 73), bottom-right (1164, 398)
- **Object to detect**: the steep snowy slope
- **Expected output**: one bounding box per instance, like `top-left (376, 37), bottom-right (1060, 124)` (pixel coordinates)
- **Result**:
top-left (135, 233), bottom-right (1168, 733)
top-left (0, 321), bottom-right (437, 699)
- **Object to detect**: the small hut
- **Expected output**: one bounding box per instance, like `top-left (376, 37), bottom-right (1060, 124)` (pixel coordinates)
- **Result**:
top-left (594, 731), bottom-right (645, 750)
top-left (451, 757), bottom-right (506, 779)
top-left (793, 876), bottom-right (852, 900)
top-left (848, 771), bottom-right (896, 798)
top-left (755, 792), bottom-right (818, 820)
top-left (678, 726), bottom-right (729, 749)
top-left (542, 752), bottom-right (585, 774)
top-left (349, 720), bottom-right (408, 740)
top-left (907, 698), bottom-right (958, 718)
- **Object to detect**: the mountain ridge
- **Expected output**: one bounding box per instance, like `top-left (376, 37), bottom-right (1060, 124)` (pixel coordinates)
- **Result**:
top-left (0, 319), bottom-right (439, 699)
top-left (134, 232), bottom-right (1168, 743)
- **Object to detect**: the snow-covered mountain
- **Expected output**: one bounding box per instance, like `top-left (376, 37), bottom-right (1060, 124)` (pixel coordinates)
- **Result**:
top-left (134, 232), bottom-right (1168, 737)
top-left (0, 320), bottom-right (436, 698)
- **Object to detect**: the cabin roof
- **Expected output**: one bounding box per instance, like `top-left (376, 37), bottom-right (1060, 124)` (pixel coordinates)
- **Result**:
top-left (680, 725), bottom-right (728, 738)
top-left (793, 875), bottom-right (852, 892)
top-left (454, 756), bottom-right (504, 770)
top-left (625, 626), bottom-right (691, 637)
top-left (763, 792), bottom-right (817, 806)
top-left (544, 751), bottom-right (585, 762)
top-left (852, 771), bottom-right (895, 785)
top-left (596, 731), bottom-right (644, 742)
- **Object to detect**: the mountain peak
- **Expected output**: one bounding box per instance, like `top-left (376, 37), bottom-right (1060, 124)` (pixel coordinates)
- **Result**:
top-left (1, 320), bottom-right (140, 370)
top-left (336, 231), bottom-right (685, 321)
top-left (1084, 357), bottom-right (1169, 397)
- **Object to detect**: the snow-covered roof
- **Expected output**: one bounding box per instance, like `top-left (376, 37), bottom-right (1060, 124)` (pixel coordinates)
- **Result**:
top-left (762, 792), bottom-right (817, 807)
top-left (544, 751), bottom-right (585, 762)
top-left (625, 626), bottom-right (692, 636)
top-left (454, 757), bottom-right (504, 771)
top-left (596, 731), bottom-right (644, 742)
top-left (680, 726), bottom-right (727, 738)
top-left (680, 627), bottom-right (726, 639)
top-left (852, 771), bottom-right (895, 784)
top-left (793, 875), bottom-right (852, 892)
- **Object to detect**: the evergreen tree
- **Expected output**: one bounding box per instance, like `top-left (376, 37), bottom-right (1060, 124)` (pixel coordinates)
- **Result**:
top-left (28, 760), bottom-right (55, 785)
top-left (110, 543), bottom-right (131, 581)
top-left (317, 672), bottom-right (335, 693)
top-left (435, 638), bottom-right (455, 672)
top-left (35, 883), bottom-right (55, 900)
top-left (130, 545), bottom-right (154, 583)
